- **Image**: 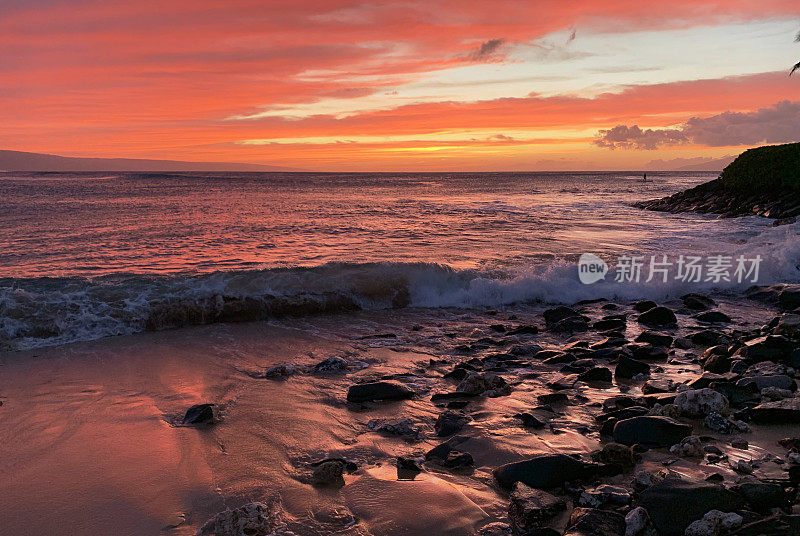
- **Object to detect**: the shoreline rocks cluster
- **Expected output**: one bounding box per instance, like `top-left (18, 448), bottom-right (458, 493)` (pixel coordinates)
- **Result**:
top-left (192, 286), bottom-right (800, 536)
top-left (633, 178), bottom-right (800, 226)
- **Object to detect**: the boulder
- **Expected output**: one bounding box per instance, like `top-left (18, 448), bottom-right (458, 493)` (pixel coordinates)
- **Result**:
top-left (682, 294), bottom-right (717, 311)
top-left (693, 311), bottom-right (731, 324)
top-left (493, 454), bottom-right (597, 490)
top-left (615, 356), bottom-right (651, 379)
top-left (684, 510), bottom-right (742, 536)
top-left (514, 412), bottom-right (546, 429)
top-left (435, 411), bottom-right (470, 437)
top-left (633, 300), bottom-right (658, 313)
top-left (591, 442), bottom-right (636, 470)
top-left (675, 388), bottom-right (729, 417)
top-left (312, 460), bottom-right (345, 487)
top-left (182, 403), bottom-right (220, 425)
top-left (612, 416), bottom-right (692, 447)
top-left (737, 374), bottom-right (796, 392)
top-left (197, 502), bottom-right (278, 536)
top-left (313, 356), bottom-right (348, 373)
top-left (750, 397), bottom-right (800, 423)
top-left (579, 367), bottom-right (613, 382)
top-left (508, 483), bottom-right (567, 535)
top-left (564, 508), bottom-right (626, 536)
top-left (734, 479), bottom-right (786, 513)
top-left (624, 507), bottom-right (653, 536)
top-left (635, 331), bottom-right (674, 347)
top-left (637, 307), bottom-right (677, 327)
top-left (627, 342), bottom-right (668, 361)
top-left (638, 480), bottom-right (744, 536)
top-left (347, 381), bottom-right (414, 402)
top-left (457, 372), bottom-right (510, 396)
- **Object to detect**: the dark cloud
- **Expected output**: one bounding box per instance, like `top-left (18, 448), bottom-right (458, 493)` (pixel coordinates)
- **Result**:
top-left (595, 101), bottom-right (800, 150)
top-left (470, 38), bottom-right (506, 61)
top-left (594, 124), bottom-right (687, 150)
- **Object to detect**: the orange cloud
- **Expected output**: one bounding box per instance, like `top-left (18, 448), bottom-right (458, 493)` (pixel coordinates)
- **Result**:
top-left (2, 1), bottom-right (800, 169)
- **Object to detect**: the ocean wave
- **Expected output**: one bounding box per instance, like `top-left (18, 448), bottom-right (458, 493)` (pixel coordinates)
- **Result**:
top-left (2, 221), bottom-right (799, 350)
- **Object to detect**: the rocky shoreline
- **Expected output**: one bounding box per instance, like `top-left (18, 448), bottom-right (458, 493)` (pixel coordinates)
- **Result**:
top-left (633, 178), bottom-right (800, 226)
top-left (187, 284), bottom-right (800, 536)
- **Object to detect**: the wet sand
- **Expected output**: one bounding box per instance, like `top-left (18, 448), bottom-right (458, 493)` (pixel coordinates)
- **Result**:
top-left (0, 297), bottom-right (797, 535)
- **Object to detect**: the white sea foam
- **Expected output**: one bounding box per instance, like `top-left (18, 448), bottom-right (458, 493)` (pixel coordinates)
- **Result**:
top-left (2, 221), bottom-right (798, 350)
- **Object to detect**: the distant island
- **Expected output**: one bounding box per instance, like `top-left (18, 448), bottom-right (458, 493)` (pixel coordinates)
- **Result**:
top-left (0, 150), bottom-right (302, 172)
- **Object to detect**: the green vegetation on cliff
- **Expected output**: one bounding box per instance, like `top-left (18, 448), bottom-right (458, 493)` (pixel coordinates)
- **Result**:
top-left (719, 142), bottom-right (800, 192)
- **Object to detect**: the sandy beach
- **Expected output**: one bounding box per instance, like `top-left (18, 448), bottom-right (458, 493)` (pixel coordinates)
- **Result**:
top-left (2, 293), bottom-right (798, 535)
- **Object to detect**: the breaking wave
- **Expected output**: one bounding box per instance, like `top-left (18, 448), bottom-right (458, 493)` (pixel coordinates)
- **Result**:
top-left (2, 221), bottom-right (800, 350)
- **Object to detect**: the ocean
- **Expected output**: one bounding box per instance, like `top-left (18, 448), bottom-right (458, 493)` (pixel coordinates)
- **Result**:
top-left (1, 170), bottom-right (798, 350)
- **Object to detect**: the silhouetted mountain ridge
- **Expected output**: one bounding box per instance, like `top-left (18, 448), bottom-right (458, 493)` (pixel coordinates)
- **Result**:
top-left (0, 150), bottom-right (301, 172)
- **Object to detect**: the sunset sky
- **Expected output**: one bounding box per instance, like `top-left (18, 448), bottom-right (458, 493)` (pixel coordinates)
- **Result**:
top-left (2, 0), bottom-right (800, 170)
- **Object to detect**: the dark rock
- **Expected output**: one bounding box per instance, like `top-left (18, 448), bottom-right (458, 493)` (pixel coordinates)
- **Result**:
top-left (627, 342), bottom-right (668, 361)
top-left (457, 372), bottom-right (510, 396)
top-left (312, 460), bottom-right (345, 487)
top-left (197, 502), bottom-right (278, 536)
top-left (612, 416), bottom-right (692, 447)
top-left (547, 374), bottom-right (579, 390)
top-left (490, 324), bottom-right (507, 332)
top-left (638, 479), bottom-right (745, 536)
top-left (425, 440), bottom-right (474, 469)
top-left (590, 337), bottom-right (628, 350)
top-left (508, 325), bottom-right (540, 336)
top-left (182, 403), bottom-right (220, 425)
top-left (544, 306), bottom-right (584, 326)
top-left (635, 331), bottom-right (673, 347)
top-left (541, 352), bottom-right (575, 364)
top-left (734, 479), bottom-right (786, 513)
top-left (443, 367), bottom-right (470, 381)
top-left (347, 381), bottom-right (414, 402)
top-left (642, 379), bottom-right (674, 394)
top-left (739, 335), bottom-right (797, 362)
top-left (682, 294), bottom-right (717, 311)
top-left (703, 351), bottom-right (732, 374)
top-left (515, 412), bottom-right (546, 429)
top-left (578, 367), bottom-right (613, 383)
top-left (637, 306), bottom-right (677, 327)
top-left (779, 286), bottom-right (800, 311)
top-left (435, 411), bottom-right (470, 437)
top-left (538, 392), bottom-right (569, 405)
top-left (737, 374), bottom-right (796, 392)
top-left (443, 450), bottom-right (474, 468)
top-left (633, 300), bottom-right (658, 313)
top-left (313, 356), bottom-right (348, 373)
top-left (690, 330), bottom-right (731, 346)
top-left (614, 356), bottom-right (650, 379)
top-left (687, 372), bottom-right (737, 389)
top-left (564, 508), bottom-right (625, 536)
top-left (593, 318), bottom-right (627, 331)
top-left (591, 442), bottom-right (636, 470)
top-left (508, 483), bottom-right (567, 535)
top-left (750, 397), bottom-right (800, 423)
top-left (396, 456), bottom-right (423, 480)
top-left (510, 344), bottom-right (544, 356)
top-left (704, 411), bottom-right (736, 434)
top-left (708, 381), bottom-right (760, 408)
top-left (493, 454), bottom-right (597, 490)
top-left (550, 316), bottom-right (590, 333)
top-left (694, 311), bottom-right (732, 323)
